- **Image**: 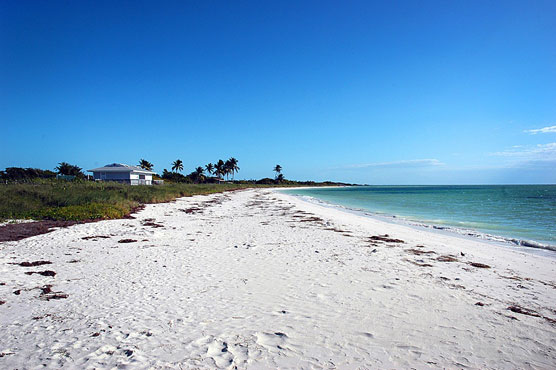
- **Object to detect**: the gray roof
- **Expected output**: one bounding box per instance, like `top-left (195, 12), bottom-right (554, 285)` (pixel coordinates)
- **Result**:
top-left (87, 163), bottom-right (155, 174)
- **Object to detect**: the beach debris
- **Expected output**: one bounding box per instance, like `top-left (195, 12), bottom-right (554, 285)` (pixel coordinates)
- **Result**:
top-left (369, 235), bottom-right (405, 243)
top-left (406, 248), bottom-right (436, 256)
top-left (0, 300), bottom-right (5, 305)
top-left (13, 290), bottom-right (21, 295)
top-left (40, 285), bottom-right (52, 294)
top-left (0, 220), bottom-right (86, 242)
top-left (82, 235), bottom-right (110, 240)
top-left (499, 275), bottom-right (528, 285)
top-left (12, 261), bottom-right (52, 267)
top-left (39, 284), bottom-right (68, 301)
top-left (297, 216), bottom-right (324, 223)
top-left (143, 221), bottom-right (164, 228)
top-left (436, 255), bottom-right (459, 262)
top-left (121, 204), bottom-right (145, 219)
top-left (42, 292), bottom-right (68, 301)
top-left (123, 349), bottom-right (134, 357)
top-left (118, 239), bottom-right (137, 243)
top-left (325, 227), bottom-right (349, 233)
top-left (407, 260), bottom-right (433, 267)
top-left (25, 270), bottom-right (56, 277)
top-left (468, 262), bottom-right (491, 268)
top-left (360, 332), bottom-right (375, 339)
top-left (507, 305), bottom-right (540, 317)
top-left (91, 332), bottom-right (100, 337)
top-left (142, 219), bottom-right (164, 228)
top-left (460, 252), bottom-right (465, 256)
top-left (537, 280), bottom-right (556, 290)
top-left (475, 302), bottom-right (485, 306)
top-left (67, 259), bottom-right (80, 263)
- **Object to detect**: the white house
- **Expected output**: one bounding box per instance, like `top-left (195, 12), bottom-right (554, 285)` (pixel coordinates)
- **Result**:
top-left (88, 163), bottom-right (155, 185)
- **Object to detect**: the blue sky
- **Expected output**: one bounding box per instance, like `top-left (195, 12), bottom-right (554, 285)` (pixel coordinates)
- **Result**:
top-left (1, 0), bottom-right (555, 184)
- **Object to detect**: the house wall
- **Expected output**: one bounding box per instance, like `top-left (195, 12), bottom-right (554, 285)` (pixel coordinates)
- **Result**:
top-left (92, 171), bottom-right (131, 180)
top-left (91, 171), bottom-right (152, 185)
top-left (132, 173), bottom-right (152, 185)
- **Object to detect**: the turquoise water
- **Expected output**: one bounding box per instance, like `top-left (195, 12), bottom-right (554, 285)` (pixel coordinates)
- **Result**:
top-left (282, 185), bottom-right (556, 249)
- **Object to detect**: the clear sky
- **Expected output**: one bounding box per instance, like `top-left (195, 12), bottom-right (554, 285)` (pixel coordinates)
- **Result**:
top-left (1, 0), bottom-right (555, 184)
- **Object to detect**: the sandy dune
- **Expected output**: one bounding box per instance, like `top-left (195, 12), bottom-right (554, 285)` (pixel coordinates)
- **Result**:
top-left (1, 189), bottom-right (555, 368)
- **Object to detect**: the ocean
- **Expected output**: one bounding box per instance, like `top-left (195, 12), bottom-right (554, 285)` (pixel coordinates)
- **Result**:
top-left (282, 185), bottom-right (556, 251)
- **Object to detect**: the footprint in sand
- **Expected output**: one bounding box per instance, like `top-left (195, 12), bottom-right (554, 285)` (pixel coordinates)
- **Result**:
top-left (206, 340), bottom-right (234, 367)
top-left (255, 332), bottom-right (297, 354)
top-left (193, 335), bottom-right (250, 368)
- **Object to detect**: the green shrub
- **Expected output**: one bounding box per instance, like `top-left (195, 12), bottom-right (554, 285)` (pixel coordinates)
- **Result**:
top-left (0, 181), bottom-right (260, 221)
top-left (38, 202), bottom-right (133, 221)
top-left (0, 179), bottom-right (334, 222)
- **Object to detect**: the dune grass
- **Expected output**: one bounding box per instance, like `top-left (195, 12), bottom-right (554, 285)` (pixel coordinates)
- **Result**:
top-left (0, 181), bottom-right (263, 221)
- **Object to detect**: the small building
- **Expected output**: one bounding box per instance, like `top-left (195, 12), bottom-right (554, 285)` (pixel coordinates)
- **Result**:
top-left (88, 163), bottom-right (155, 185)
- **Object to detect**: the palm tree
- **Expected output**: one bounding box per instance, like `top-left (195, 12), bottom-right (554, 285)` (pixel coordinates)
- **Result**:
top-left (214, 159), bottom-right (225, 182)
top-left (273, 164), bottom-right (282, 179)
top-left (172, 159), bottom-right (183, 173)
top-left (277, 173), bottom-right (284, 182)
top-left (194, 166), bottom-right (205, 183)
top-left (227, 157), bottom-right (239, 180)
top-left (139, 159), bottom-right (154, 171)
top-left (205, 163), bottom-right (214, 176)
top-left (224, 159), bottom-right (232, 180)
top-left (56, 162), bottom-right (83, 177)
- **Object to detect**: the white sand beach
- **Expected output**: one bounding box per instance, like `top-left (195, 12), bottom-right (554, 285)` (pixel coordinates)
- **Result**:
top-left (1, 188), bottom-right (555, 368)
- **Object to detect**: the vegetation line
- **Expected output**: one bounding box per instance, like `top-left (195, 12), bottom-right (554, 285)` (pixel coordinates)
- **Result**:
top-left (1, 159), bottom-right (351, 222)
top-left (0, 182), bottom-right (277, 222)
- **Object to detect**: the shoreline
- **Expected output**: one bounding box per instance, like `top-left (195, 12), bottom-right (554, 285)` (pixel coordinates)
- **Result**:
top-left (1, 188), bottom-right (555, 368)
top-left (0, 185), bottom-right (342, 243)
top-left (278, 187), bottom-right (556, 255)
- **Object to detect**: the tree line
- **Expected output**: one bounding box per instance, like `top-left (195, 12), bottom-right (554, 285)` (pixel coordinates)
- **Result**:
top-left (156, 157), bottom-right (240, 183)
top-left (0, 162), bottom-right (84, 182)
top-left (1, 159), bottom-right (286, 185)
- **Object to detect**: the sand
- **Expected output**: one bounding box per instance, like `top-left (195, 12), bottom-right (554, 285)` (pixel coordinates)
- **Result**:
top-left (1, 188), bottom-right (555, 368)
